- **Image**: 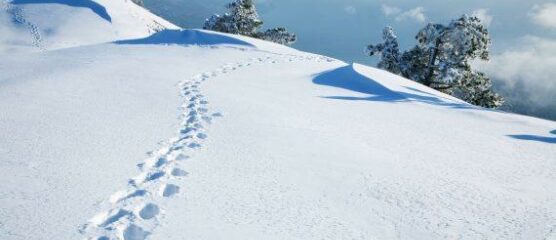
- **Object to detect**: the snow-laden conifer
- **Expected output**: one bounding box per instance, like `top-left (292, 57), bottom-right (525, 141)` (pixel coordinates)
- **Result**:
top-left (365, 27), bottom-right (401, 74)
top-left (204, 0), bottom-right (296, 45)
top-left (257, 27), bottom-right (297, 45)
top-left (366, 15), bottom-right (503, 108)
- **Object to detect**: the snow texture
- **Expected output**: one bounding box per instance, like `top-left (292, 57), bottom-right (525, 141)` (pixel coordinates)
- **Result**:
top-left (0, 1), bottom-right (555, 240)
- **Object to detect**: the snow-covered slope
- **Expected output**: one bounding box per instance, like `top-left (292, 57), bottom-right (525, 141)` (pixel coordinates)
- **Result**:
top-left (1, 1), bottom-right (555, 240)
top-left (0, 0), bottom-right (178, 52)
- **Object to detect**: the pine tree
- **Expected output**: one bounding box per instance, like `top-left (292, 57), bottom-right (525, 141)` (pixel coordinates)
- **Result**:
top-left (366, 15), bottom-right (504, 108)
top-left (204, 0), bottom-right (296, 45)
top-left (226, 0), bottom-right (263, 36)
top-left (415, 15), bottom-right (491, 92)
top-left (365, 27), bottom-right (401, 74)
top-left (257, 27), bottom-right (297, 45)
top-left (203, 0), bottom-right (262, 36)
top-left (455, 71), bottom-right (504, 108)
top-left (399, 46), bottom-right (429, 84)
top-left (203, 14), bottom-right (233, 33)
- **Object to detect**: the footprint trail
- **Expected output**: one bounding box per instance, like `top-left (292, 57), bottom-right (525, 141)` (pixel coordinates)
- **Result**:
top-left (79, 52), bottom-right (336, 240)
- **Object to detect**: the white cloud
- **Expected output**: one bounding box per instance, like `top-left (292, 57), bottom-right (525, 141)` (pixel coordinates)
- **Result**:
top-left (344, 5), bottom-right (357, 15)
top-left (395, 7), bottom-right (426, 23)
top-left (381, 4), bottom-right (401, 16)
top-left (530, 3), bottom-right (556, 29)
top-left (381, 5), bottom-right (426, 23)
top-left (476, 36), bottom-right (556, 108)
top-left (472, 9), bottom-right (493, 27)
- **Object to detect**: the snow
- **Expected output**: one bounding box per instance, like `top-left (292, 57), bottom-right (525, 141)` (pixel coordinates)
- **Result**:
top-left (1, 1), bottom-right (555, 240)
top-left (0, 0), bottom-right (178, 52)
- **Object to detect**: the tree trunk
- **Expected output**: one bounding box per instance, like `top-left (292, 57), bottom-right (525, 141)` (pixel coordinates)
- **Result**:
top-left (424, 38), bottom-right (441, 87)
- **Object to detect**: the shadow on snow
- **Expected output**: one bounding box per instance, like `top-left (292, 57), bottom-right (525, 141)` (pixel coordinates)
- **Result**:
top-left (508, 130), bottom-right (556, 144)
top-left (115, 30), bottom-right (255, 47)
top-left (312, 64), bottom-right (473, 109)
top-left (312, 65), bottom-right (556, 144)
top-left (12, 0), bottom-right (112, 22)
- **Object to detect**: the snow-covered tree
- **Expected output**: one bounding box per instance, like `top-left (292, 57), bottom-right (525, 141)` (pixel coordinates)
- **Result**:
top-left (366, 15), bottom-right (504, 108)
top-left (415, 15), bottom-right (490, 91)
top-left (399, 47), bottom-right (429, 85)
top-left (204, 0), bottom-right (262, 35)
top-left (227, 0), bottom-right (263, 35)
top-left (257, 27), bottom-right (297, 45)
top-left (204, 0), bottom-right (296, 45)
top-left (455, 71), bottom-right (504, 108)
top-left (203, 14), bottom-right (233, 34)
top-left (365, 27), bottom-right (401, 74)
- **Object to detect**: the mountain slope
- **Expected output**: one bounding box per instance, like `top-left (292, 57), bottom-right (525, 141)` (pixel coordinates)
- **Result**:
top-left (0, 0), bottom-right (178, 52)
top-left (0, 1), bottom-right (555, 240)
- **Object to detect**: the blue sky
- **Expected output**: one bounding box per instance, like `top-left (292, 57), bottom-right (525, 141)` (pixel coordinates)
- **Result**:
top-left (144, 0), bottom-right (556, 120)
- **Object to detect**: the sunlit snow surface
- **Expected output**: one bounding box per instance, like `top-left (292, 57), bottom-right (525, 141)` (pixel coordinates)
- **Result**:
top-left (0, 1), bottom-right (555, 239)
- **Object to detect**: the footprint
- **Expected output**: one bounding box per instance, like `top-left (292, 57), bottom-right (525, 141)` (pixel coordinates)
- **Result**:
top-left (188, 142), bottom-right (201, 149)
top-left (160, 184), bottom-right (180, 197)
top-left (180, 127), bottom-right (197, 135)
top-left (202, 116), bottom-right (212, 123)
top-left (138, 157), bottom-right (159, 170)
top-left (137, 203), bottom-right (160, 220)
top-left (174, 153), bottom-right (189, 161)
top-left (196, 133), bottom-right (208, 139)
top-left (154, 157), bottom-right (168, 168)
top-left (109, 189), bottom-right (147, 204)
top-left (170, 144), bottom-right (184, 151)
top-left (185, 116), bottom-right (199, 124)
top-left (187, 110), bottom-right (199, 117)
top-left (90, 209), bottom-right (131, 228)
top-left (171, 168), bottom-right (188, 177)
top-left (121, 224), bottom-right (149, 240)
top-left (145, 171), bottom-right (165, 182)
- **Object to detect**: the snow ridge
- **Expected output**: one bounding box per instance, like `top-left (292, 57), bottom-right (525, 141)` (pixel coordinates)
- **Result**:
top-left (77, 50), bottom-right (335, 240)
